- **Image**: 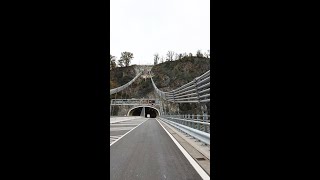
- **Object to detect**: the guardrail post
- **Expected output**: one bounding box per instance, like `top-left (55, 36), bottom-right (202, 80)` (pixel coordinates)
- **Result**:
top-left (187, 115), bottom-right (188, 126)
top-left (191, 114), bottom-right (194, 128)
top-left (186, 114), bottom-right (189, 127)
top-left (197, 114), bottom-right (201, 130)
top-left (203, 113), bottom-right (207, 132)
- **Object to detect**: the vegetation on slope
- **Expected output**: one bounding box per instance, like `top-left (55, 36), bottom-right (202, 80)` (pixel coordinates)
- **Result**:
top-left (110, 57), bottom-right (211, 115)
top-left (152, 57), bottom-right (210, 91)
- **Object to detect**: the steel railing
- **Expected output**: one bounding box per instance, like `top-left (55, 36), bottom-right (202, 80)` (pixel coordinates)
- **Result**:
top-left (151, 70), bottom-right (210, 103)
top-left (161, 114), bottom-right (210, 133)
top-left (110, 72), bottom-right (142, 95)
top-left (159, 116), bottom-right (210, 145)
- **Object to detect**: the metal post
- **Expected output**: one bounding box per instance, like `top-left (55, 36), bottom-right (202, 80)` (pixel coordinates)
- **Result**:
top-left (200, 103), bottom-right (207, 131)
top-left (203, 113), bottom-right (207, 132)
top-left (110, 99), bottom-right (112, 115)
top-left (197, 114), bottom-right (201, 130)
top-left (191, 114), bottom-right (196, 128)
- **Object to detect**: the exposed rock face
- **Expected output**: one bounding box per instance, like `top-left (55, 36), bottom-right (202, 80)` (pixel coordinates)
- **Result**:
top-left (151, 57), bottom-right (210, 91)
top-left (110, 57), bottom-right (211, 115)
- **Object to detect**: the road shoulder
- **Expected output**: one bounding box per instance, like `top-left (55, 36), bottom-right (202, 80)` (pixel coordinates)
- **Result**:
top-left (157, 118), bottom-right (210, 176)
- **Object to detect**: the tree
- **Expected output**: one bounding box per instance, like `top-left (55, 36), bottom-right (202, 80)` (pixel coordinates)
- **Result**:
top-left (166, 51), bottom-right (175, 61)
top-left (118, 58), bottom-right (124, 67)
top-left (110, 54), bottom-right (117, 70)
top-left (204, 50), bottom-right (210, 58)
top-left (183, 52), bottom-right (188, 58)
top-left (160, 56), bottom-right (164, 63)
top-left (178, 53), bottom-right (183, 60)
top-left (196, 50), bottom-right (203, 58)
top-left (174, 53), bottom-right (179, 61)
top-left (154, 53), bottom-right (159, 65)
top-left (189, 53), bottom-right (193, 57)
top-left (120, 51), bottom-right (134, 67)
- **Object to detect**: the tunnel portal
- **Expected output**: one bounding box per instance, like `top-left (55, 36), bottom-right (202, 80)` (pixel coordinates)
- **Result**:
top-left (128, 106), bottom-right (159, 118)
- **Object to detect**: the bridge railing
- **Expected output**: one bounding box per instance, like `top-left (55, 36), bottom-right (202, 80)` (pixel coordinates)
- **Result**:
top-left (159, 114), bottom-right (210, 145)
top-left (151, 70), bottom-right (210, 103)
top-left (110, 72), bottom-right (142, 95)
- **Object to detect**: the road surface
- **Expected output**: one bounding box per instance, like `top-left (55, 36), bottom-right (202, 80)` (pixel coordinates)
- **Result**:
top-left (110, 118), bottom-right (203, 180)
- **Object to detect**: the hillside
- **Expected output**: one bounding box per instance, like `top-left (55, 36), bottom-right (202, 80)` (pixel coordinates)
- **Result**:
top-left (110, 57), bottom-right (211, 115)
top-left (152, 57), bottom-right (210, 92)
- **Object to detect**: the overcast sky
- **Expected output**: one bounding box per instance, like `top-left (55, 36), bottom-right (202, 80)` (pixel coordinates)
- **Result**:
top-left (110, 0), bottom-right (210, 65)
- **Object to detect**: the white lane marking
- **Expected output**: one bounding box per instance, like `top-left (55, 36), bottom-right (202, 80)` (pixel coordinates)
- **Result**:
top-left (110, 124), bottom-right (140, 126)
top-left (114, 122), bottom-right (145, 125)
top-left (156, 118), bottom-right (210, 180)
top-left (110, 119), bottom-right (148, 146)
top-left (110, 127), bottom-right (134, 131)
top-left (110, 117), bottom-right (142, 124)
top-left (118, 121), bottom-right (145, 124)
top-left (110, 135), bottom-right (122, 138)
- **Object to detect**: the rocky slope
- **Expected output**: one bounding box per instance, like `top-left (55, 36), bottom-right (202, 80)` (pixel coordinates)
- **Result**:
top-left (110, 57), bottom-right (211, 115)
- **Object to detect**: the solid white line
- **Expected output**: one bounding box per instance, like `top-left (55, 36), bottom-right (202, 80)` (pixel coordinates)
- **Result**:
top-left (110, 135), bottom-right (122, 138)
top-left (117, 121), bottom-right (145, 124)
top-left (110, 124), bottom-right (140, 126)
top-left (110, 127), bottom-right (134, 131)
top-left (110, 119), bottom-right (148, 146)
top-left (110, 117), bottom-right (143, 124)
top-left (156, 118), bottom-right (210, 180)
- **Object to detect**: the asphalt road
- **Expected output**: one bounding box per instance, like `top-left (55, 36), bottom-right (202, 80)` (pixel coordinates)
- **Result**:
top-left (110, 118), bottom-right (147, 144)
top-left (110, 118), bottom-right (202, 180)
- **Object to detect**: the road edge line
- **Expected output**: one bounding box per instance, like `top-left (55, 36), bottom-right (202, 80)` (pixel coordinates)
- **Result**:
top-left (156, 118), bottom-right (210, 180)
top-left (110, 117), bottom-right (142, 124)
top-left (110, 118), bottom-right (148, 146)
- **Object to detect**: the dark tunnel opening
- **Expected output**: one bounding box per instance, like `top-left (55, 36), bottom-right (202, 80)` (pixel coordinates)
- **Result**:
top-left (131, 107), bottom-right (143, 116)
top-left (145, 107), bottom-right (157, 118)
top-left (130, 107), bottom-right (158, 118)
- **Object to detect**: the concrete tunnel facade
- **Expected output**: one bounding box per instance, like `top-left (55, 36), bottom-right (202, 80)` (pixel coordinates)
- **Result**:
top-left (127, 106), bottom-right (160, 118)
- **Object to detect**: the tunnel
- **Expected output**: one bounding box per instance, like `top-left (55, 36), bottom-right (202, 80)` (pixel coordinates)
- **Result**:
top-left (128, 106), bottom-right (159, 118)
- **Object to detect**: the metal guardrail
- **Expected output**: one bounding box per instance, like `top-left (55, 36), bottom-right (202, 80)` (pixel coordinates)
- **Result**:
top-left (161, 114), bottom-right (210, 133)
top-left (159, 117), bottom-right (210, 145)
top-left (110, 72), bottom-right (142, 95)
top-left (110, 99), bottom-right (160, 106)
top-left (151, 70), bottom-right (210, 103)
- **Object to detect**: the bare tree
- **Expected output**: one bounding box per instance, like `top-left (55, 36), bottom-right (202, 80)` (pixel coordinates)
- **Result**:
top-left (203, 52), bottom-right (208, 58)
top-left (178, 53), bottom-right (183, 60)
top-left (183, 52), bottom-right (188, 58)
top-left (154, 53), bottom-right (159, 65)
top-left (166, 51), bottom-right (175, 61)
top-left (160, 56), bottom-right (164, 63)
top-left (204, 50), bottom-right (210, 58)
top-left (196, 50), bottom-right (203, 58)
top-left (174, 53), bottom-right (179, 61)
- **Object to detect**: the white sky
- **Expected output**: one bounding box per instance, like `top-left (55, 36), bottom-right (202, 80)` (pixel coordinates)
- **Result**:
top-left (110, 0), bottom-right (210, 65)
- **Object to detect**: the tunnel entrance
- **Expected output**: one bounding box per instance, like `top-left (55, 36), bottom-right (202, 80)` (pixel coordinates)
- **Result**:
top-left (128, 106), bottom-right (159, 118)
top-left (131, 107), bottom-right (143, 116)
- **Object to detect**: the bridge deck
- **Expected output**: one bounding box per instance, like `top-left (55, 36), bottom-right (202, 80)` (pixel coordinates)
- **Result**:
top-left (110, 118), bottom-right (203, 180)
